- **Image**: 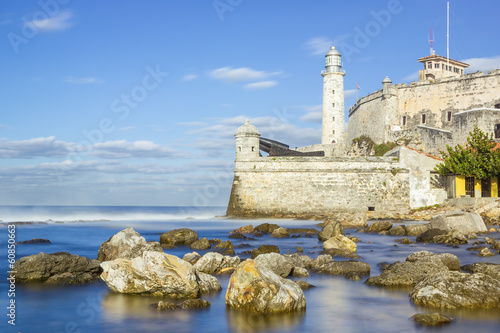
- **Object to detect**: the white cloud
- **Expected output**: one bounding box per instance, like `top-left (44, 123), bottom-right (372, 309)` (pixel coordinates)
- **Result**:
top-left (63, 76), bottom-right (100, 84)
top-left (29, 10), bottom-right (74, 31)
top-left (243, 80), bottom-right (278, 90)
top-left (182, 74), bottom-right (198, 81)
top-left (90, 140), bottom-right (185, 159)
top-left (296, 105), bottom-right (322, 123)
top-left (117, 126), bottom-right (135, 132)
top-left (209, 67), bottom-right (280, 83)
top-left (304, 36), bottom-right (331, 56)
top-left (0, 136), bottom-right (84, 158)
top-left (462, 55), bottom-right (500, 73)
top-left (344, 89), bottom-right (357, 98)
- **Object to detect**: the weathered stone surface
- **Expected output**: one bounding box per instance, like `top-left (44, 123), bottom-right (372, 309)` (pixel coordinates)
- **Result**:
top-left (321, 248), bottom-right (362, 259)
top-left (213, 240), bottom-right (235, 255)
top-left (318, 220), bottom-right (344, 242)
top-left (254, 253), bottom-right (294, 277)
top-left (395, 237), bottom-right (412, 244)
top-left (416, 228), bottom-right (448, 243)
top-left (430, 210), bottom-right (487, 234)
top-left (229, 225), bottom-right (254, 234)
top-left (388, 225), bottom-right (406, 236)
top-left (160, 228), bottom-right (199, 246)
top-left (312, 260), bottom-right (370, 276)
top-left (15, 238), bottom-right (51, 245)
top-left (254, 223), bottom-right (280, 234)
top-left (287, 228), bottom-right (319, 235)
top-left (153, 299), bottom-right (211, 311)
top-left (13, 252), bottom-right (102, 284)
top-left (100, 251), bottom-right (220, 297)
top-left (365, 221), bottom-right (393, 233)
top-left (228, 232), bottom-right (252, 240)
top-left (324, 212), bottom-right (368, 228)
top-left (366, 251), bottom-right (459, 287)
top-left (461, 262), bottom-right (500, 280)
top-left (411, 313), bottom-right (453, 326)
top-left (406, 224), bottom-right (429, 236)
top-left (97, 227), bottom-right (163, 262)
top-left (271, 227), bottom-right (290, 238)
top-left (307, 254), bottom-right (333, 271)
top-left (323, 235), bottom-right (357, 253)
top-left (197, 272), bottom-right (223, 294)
top-left (225, 260), bottom-right (306, 313)
top-left (182, 252), bottom-right (201, 265)
top-left (478, 248), bottom-right (495, 257)
top-left (291, 267), bottom-right (310, 277)
top-left (283, 253), bottom-right (312, 268)
top-left (432, 230), bottom-right (469, 245)
top-left (295, 280), bottom-right (314, 290)
top-left (190, 238), bottom-right (211, 250)
top-left (348, 236), bottom-right (361, 242)
top-left (410, 271), bottom-right (500, 309)
top-left (193, 252), bottom-right (240, 275)
top-left (251, 244), bottom-right (279, 259)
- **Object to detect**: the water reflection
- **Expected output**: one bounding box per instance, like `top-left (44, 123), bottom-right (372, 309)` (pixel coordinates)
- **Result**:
top-left (226, 308), bottom-right (305, 333)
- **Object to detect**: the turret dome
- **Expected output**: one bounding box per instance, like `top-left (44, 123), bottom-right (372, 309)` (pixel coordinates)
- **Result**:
top-left (235, 120), bottom-right (260, 136)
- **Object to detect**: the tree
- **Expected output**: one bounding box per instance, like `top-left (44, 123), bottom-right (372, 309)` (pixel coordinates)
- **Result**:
top-left (435, 126), bottom-right (500, 179)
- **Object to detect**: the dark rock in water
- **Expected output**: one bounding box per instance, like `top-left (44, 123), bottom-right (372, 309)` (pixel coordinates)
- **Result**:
top-left (345, 272), bottom-right (361, 281)
top-left (287, 228), bottom-right (319, 235)
top-left (254, 223), bottom-right (280, 234)
top-left (395, 237), bottom-right (412, 244)
top-left (416, 228), bottom-right (448, 243)
top-left (406, 224), bottom-right (429, 236)
top-left (98, 228), bottom-right (163, 262)
top-left (461, 262), bottom-right (500, 280)
top-left (295, 280), bottom-right (315, 290)
top-left (378, 261), bottom-right (400, 272)
top-left (160, 228), bottom-right (199, 246)
top-left (228, 233), bottom-right (254, 240)
top-left (209, 238), bottom-right (222, 245)
top-left (411, 313), bottom-right (453, 326)
top-left (229, 225), bottom-right (254, 234)
top-left (271, 227), bottom-right (290, 238)
top-left (238, 250), bottom-right (252, 256)
top-left (410, 271), bottom-right (500, 309)
top-left (13, 252), bottom-right (101, 284)
top-left (478, 248), bottom-right (495, 257)
top-left (314, 260), bottom-right (371, 276)
top-left (251, 244), bottom-right (280, 259)
top-left (234, 243), bottom-right (251, 248)
top-left (213, 240), bottom-right (234, 255)
top-left (153, 301), bottom-right (178, 310)
top-left (296, 247), bottom-right (303, 253)
top-left (321, 248), bottom-right (362, 259)
top-left (190, 238), bottom-right (211, 250)
top-left (152, 299), bottom-right (211, 311)
top-left (365, 221), bottom-right (393, 233)
top-left (15, 238), bottom-right (51, 245)
top-left (318, 220), bottom-right (344, 242)
top-left (388, 225), bottom-right (406, 236)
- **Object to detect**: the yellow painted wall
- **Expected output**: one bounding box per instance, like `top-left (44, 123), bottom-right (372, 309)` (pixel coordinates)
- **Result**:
top-left (492, 177), bottom-right (499, 198)
top-left (456, 175), bottom-right (466, 197)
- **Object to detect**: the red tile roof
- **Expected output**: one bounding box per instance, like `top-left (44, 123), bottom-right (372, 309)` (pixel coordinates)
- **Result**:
top-left (402, 146), bottom-right (444, 161)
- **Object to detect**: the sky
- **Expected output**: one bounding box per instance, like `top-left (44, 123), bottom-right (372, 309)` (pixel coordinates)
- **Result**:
top-left (1, 0), bottom-right (500, 207)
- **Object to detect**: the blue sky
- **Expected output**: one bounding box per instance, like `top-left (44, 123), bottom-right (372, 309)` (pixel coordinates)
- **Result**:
top-left (1, 0), bottom-right (500, 206)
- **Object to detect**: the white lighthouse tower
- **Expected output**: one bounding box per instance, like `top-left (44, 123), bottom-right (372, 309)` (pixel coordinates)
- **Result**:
top-left (321, 46), bottom-right (345, 147)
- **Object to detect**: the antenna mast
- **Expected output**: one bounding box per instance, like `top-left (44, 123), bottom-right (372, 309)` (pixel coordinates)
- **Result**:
top-left (429, 28), bottom-right (435, 55)
top-left (447, 1), bottom-right (450, 71)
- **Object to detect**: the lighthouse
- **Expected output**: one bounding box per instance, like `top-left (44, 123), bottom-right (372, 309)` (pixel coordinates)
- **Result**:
top-left (321, 46), bottom-right (345, 146)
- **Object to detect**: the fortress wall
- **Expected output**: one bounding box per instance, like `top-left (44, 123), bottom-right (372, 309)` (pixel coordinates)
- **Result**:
top-left (452, 108), bottom-right (500, 145)
top-left (347, 90), bottom-right (386, 144)
top-left (226, 156), bottom-right (410, 217)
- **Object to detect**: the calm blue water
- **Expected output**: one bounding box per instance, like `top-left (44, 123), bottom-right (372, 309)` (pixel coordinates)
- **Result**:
top-left (0, 206), bottom-right (499, 333)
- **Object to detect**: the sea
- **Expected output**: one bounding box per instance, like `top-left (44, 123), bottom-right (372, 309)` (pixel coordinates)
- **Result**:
top-left (0, 205), bottom-right (499, 333)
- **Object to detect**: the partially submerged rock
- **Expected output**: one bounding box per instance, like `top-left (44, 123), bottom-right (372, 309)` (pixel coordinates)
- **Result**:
top-left (364, 221), bottom-right (393, 233)
top-left (312, 260), bottom-right (370, 276)
top-left (271, 227), bottom-right (290, 238)
top-left (461, 262), bottom-right (500, 280)
top-left (416, 229), bottom-right (468, 244)
top-left (318, 220), bottom-right (344, 242)
top-left (323, 235), bottom-right (357, 253)
top-left (254, 253), bottom-right (294, 277)
top-left (251, 244), bottom-right (279, 259)
top-left (97, 227), bottom-right (163, 262)
top-left (254, 223), bottom-right (280, 234)
top-left (213, 240), bottom-right (235, 255)
top-left (13, 252), bottom-right (101, 284)
top-left (410, 271), bottom-right (500, 309)
top-left (190, 238), bottom-right (211, 250)
top-left (152, 299), bottom-right (211, 311)
top-left (100, 251), bottom-right (221, 297)
top-left (160, 228), bottom-right (199, 246)
top-left (229, 225), bottom-right (254, 234)
top-left (225, 260), bottom-right (306, 313)
top-left (15, 238), bottom-right (51, 245)
top-left (411, 313), bottom-right (453, 326)
top-left (406, 224), bottom-right (429, 236)
top-left (193, 252), bottom-right (240, 275)
top-left (430, 210), bottom-right (487, 234)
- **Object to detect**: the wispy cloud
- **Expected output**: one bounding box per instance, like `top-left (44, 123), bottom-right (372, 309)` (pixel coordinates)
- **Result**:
top-left (91, 140), bottom-right (185, 159)
top-left (402, 71), bottom-right (419, 83)
top-left (0, 136), bottom-right (84, 158)
top-left (463, 55), bottom-right (500, 73)
top-left (295, 105), bottom-right (322, 123)
top-left (344, 89), bottom-right (357, 98)
top-left (29, 9), bottom-right (74, 32)
top-left (304, 36), bottom-right (331, 56)
top-left (243, 80), bottom-right (278, 90)
top-left (63, 76), bottom-right (100, 84)
top-left (182, 74), bottom-right (198, 81)
top-left (209, 67), bottom-right (280, 83)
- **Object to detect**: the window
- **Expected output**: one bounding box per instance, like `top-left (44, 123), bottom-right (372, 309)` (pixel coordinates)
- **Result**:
top-left (447, 111), bottom-right (452, 122)
top-left (427, 62), bottom-right (432, 69)
top-left (332, 90), bottom-right (335, 94)
top-left (332, 103), bottom-right (335, 107)
top-left (402, 116), bottom-right (407, 126)
top-left (481, 179), bottom-right (492, 197)
top-left (238, 147), bottom-right (242, 152)
top-left (434, 63), bottom-right (440, 68)
top-left (461, 69), bottom-right (464, 74)
top-left (465, 177), bottom-right (475, 197)
top-left (251, 146), bottom-right (255, 152)
top-left (332, 130), bottom-right (335, 134)
top-left (332, 117), bottom-right (335, 121)
top-left (422, 114), bottom-right (426, 124)
top-left (495, 124), bottom-right (500, 139)
top-left (495, 104), bottom-right (500, 109)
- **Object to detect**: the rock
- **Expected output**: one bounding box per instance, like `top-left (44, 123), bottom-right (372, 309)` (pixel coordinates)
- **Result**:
top-left (291, 267), bottom-right (310, 277)
top-left (395, 237), bottom-right (412, 244)
top-left (296, 247), bottom-right (303, 253)
top-left (97, 227), bottom-right (163, 262)
top-left (313, 260), bottom-right (370, 276)
top-left (282, 253), bottom-right (312, 268)
top-left (348, 236), bottom-right (361, 242)
top-left (324, 212), bottom-right (368, 228)
top-left (182, 252), bottom-right (201, 265)
top-left (478, 248), bottom-right (495, 257)
top-left (432, 230), bottom-right (469, 245)
top-left (365, 221), bottom-right (393, 233)
top-left (197, 272), bottom-right (223, 294)
top-left (160, 228), bottom-right (199, 246)
top-left (410, 271), bottom-right (500, 309)
top-left (225, 260), bottom-right (306, 313)
top-left (254, 253), bottom-right (294, 277)
top-left (287, 228), bottom-right (319, 235)
top-left (213, 240), bottom-right (235, 255)
top-left (15, 238), bottom-right (51, 245)
top-left (190, 237), bottom-right (211, 250)
top-left (153, 300), bottom-right (178, 310)
top-left (251, 244), bottom-right (280, 259)
top-left (254, 223), bottom-right (280, 234)
top-left (388, 225), bottom-right (406, 236)
top-left (416, 228), bottom-right (448, 243)
top-left (307, 254), bottom-right (333, 271)
top-left (229, 225), bottom-right (254, 234)
top-left (318, 220), bottom-right (344, 242)
top-left (209, 238), bottom-right (222, 245)
top-left (194, 252), bottom-right (240, 275)
top-left (461, 263), bottom-right (500, 280)
top-left (294, 280), bottom-right (315, 290)
top-left (228, 233), bottom-right (252, 240)
top-left (321, 248), bottom-right (362, 259)
top-left (323, 235), bottom-right (357, 253)
top-left (13, 252), bottom-right (101, 284)
top-left (406, 224), bottom-right (429, 236)
top-left (430, 210), bottom-right (487, 234)
top-left (366, 251), bottom-right (459, 287)
top-left (271, 227), bottom-right (290, 238)
top-left (153, 299), bottom-right (211, 311)
top-left (491, 241), bottom-right (500, 250)
top-left (411, 313), bottom-right (453, 326)
top-left (100, 251), bottom-right (220, 297)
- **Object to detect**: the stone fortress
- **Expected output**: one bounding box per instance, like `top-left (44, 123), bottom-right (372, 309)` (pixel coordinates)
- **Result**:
top-left (226, 46), bottom-right (500, 218)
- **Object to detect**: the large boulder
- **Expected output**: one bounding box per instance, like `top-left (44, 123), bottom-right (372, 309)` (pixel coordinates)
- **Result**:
top-left (323, 235), bottom-right (357, 253)
top-left (160, 228), bottom-right (199, 246)
top-left (100, 251), bottom-right (220, 297)
top-left (283, 253), bottom-right (312, 268)
top-left (429, 210), bottom-right (487, 234)
top-left (193, 252), bottom-right (240, 275)
top-left (417, 229), bottom-right (468, 245)
top-left (318, 220), bottom-right (344, 242)
top-left (366, 251), bottom-right (459, 288)
top-left (13, 252), bottom-right (101, 284)
top-left (190, 238), bottom-right (211, 250)
top-left (410, 313), bottom-right (453, 326)
top-left (225, 260), bottom-right (306, 313)
top-left (254, 223), bottom-right (280, 234)
top-left (97, 227), bottom-right (163, 262)
top-left (364, 221), bottom-right (393, 233)
top-left (313, 260), bottom-right (370, 276)
top-left (254, 253), bottom-right (294, 277)
top-left (410, 271), bottom-right (500, 309)
top-left (251, 244), bottom-right (279, 259)
top-left (461, 262), bottom-right (500, 280)
top-left (406, 224), bottom-right (429, 236)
